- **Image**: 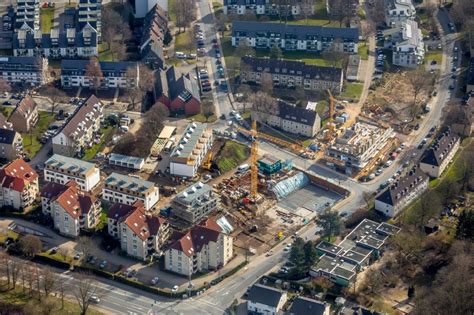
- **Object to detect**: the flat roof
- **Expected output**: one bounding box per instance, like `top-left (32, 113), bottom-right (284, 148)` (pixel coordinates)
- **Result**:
top-left (342, 250), bottom-right (367, 264)
top-left (173, 181), bottom-right (213, 206)
top-left (109, 153), bottom-right (144, 166)
top-left (377, 222), bottom-right (401, 235)
top-left (158, 126), bottom-right (176, 139)
top-left (45, 154), bottom-right (96, 175)
top-left (104, 172), bottom-right (154, 193)
top-left (170, 122), bottom-right (208, 161)
top-left (333, 266), bottom-right (356, 280)
top-left (316, 240), bottom-right (344, 256)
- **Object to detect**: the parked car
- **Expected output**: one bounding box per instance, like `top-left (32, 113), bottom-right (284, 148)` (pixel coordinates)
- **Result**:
top-left (99, 260), bottom-right (108, 269)
top-left (89, 295), bottom-right (100, 303)
top-left (151, 277), bottom-right (160, 285)
top-left (172, 285), bottom-right (179, 293)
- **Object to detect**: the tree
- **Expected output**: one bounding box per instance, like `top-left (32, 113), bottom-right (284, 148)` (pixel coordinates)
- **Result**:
top-left (73, 273), bottom-right (103, 315)
top-left (318, 209), bottom-right (342, 241)
top-left (260, 71), bottom-right (274, 94)
top-left (101, 7), bottom-right (121, 50)
top-left (85, 57), bottom-right (103, 93)
top-left (235, 40), bottom-right (255, 58)
top-left (77, 236), bottom-right (93, 261)
top-left (303, 240), bottom-right (317, 266)
top-left (0, 78), bottom-right (11, 93)
top-left (328, 0), bottom-right (355, 27)
top-left (125, 64), bottom-right (155, 110)
top-left (216, 14), bottom-right (227, 36)
top-left (363, 270), bottom-right (384, 294)
top-left (310, 277), bottom-right (333, 297)
top-left (407, 285), bottom-right (415, 299)
top-left (110, 40), bottom-right (127, 61)
top-left (44, 86), bottom-right (66, 115)
top-left (288, 237), bottom-right (306, 276)
top-left (174, 0), bottom-right (196, 33)
top-left (58, 247), bottom-right (69, 262)
top-left (201, 100), bottom-right (215, 122)
top-left (40, 267), bottom-right (56, 297)
top-left (300, 0), bottom-right (315, 23)
top-left (413, 190), bottom-right (441, 231)
top-left (456, 210), bottom-right (474, 240)
top-left (250, 91), bottom-right (277, 122)
top-left (270, 45), bottom-right (283, 59)
top-left (407, 68), bottom-right (430, 120)
top-left (19, 234), bottom-right (42, 257)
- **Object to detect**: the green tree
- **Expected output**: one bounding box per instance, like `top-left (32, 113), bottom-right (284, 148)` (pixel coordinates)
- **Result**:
top-left (456, 210), bottom-right (474, 240)
top-left (303, 241), bottom-right (317, 266)
top-left (270, 45), bottom-right (283, 59)
top-left (319, 209), bottom-right (342, 241)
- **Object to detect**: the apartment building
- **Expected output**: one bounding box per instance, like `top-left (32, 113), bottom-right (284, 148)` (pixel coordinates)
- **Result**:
top-left (52, 95), bottom-right (103, 157)
top-left (44, 154), bottom-right (100, 191)
top-left (102, 173), bottom-right (159, 211)
top-left (140, 4), bottom-right (168, 70)
top-left (8, 94), bottom-right (38, 132)
top-left (41, 181), bottom-right (101, 237)
top-left (60, 59), bottom-right (139, 90)
top-left (247, 284), bottom-right (288, 315)
top-left (326, 0), bottom-right (359, 18)
top-left (154, 66), bottom-right (201, 115)
top-left (375, 165), bottom-right (429, 217)
top-left (165, 218), bottom-right (233, 276)
top-left (240, 56), bottom-right (343, 93)
top-left (0, 56), bottom-right (48, 86)
top-left (0, 128), bottom-right (23, 161)
top-left (391, 20), bottom-right (425, 68)
top-left (13, 27), bottom-right (98, 59)
top-left (326, 122), bottom-right (394, 169)
top-left (171, 182), bottom-right (218, 224)
top-left (223, 0), bottom-right (313, 17)
top-left (385, 0), bottom-right (416, 26)
top-left (129, 0), bottom-right (159, 18)
top-left (420, 128), bottom-right (460, 178)
top-left (0, 159), bottom-right (38, 211)
top-left (288, 297), bottom-right (331, 315)
top-left (78, 0), bottom-right (102, 39)
top-left (231, 21), bottom-right (359, 54)
top-left (16, 0), bottom-right (40, 31)
top-left (107, 201), bottom-right (170, 260)
top-left (253, 99), bottom-right (321, 137)
top-left (310, 219), bottom-right (400, 286)
top-left (169, 122), bottom-right (213, 177)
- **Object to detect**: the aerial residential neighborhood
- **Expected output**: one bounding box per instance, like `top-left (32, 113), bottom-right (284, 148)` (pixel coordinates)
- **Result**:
top-left (0, 0), bottom-right (472, 315)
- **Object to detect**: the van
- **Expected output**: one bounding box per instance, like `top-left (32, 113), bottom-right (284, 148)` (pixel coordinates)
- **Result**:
top-left (237, 164), bottom-right (250, 173)
top-left (119, 125), bottom-right (129, 132)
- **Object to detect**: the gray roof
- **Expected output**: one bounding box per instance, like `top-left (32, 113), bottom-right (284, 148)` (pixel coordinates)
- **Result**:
top-left (375, 165), bottom-right (428, 207)
top-left (288, 297), bottom-right (327, 315)
top-left (232, 21), bottom-right (359, 41)
top-left (224, 0), bottom-right (267, 5)
top-left (396, 20), bottom-right (421, 47)
top-left (45, 154), bottom-right (96, 175)
top-left (316, 240), bottom-right (344, 257)
top-left (421, 127), bottom-right (459, 167)
top-left (0, 56), bottom-right (44, 71)
top-left (247, 284), bottom-right (286, 307)
top-left (56, 95), bottom-right (102, 140)
top-left (61, 59), bottom-right (137, 76)
top-left (104, 172), bottom-right (155, 193)
top-left (386, 0), bottom-right (415, 11)
top-left (277, 99), bottom-right (320, 127)
top-left (241, 56), bottom-right (342, 82)
top-left (13, 28), bottom-right (97, 50)
top-left (0, 128), bottom-right (19, 145)
top-left (170, 122), bottom-right (208, 160)
top-left (173, 181), bottom-right (213, 206)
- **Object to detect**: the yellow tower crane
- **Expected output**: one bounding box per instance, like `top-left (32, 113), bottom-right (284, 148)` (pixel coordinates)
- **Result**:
top-left (326, 89), bottom-right (335, 141)
top-left (250, 119), bottom-right (259, 199)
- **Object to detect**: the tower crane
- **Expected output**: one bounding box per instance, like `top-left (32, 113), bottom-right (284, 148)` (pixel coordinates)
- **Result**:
top-left (326, 89), bottom-right (336, 141)
top-left (250, 120), bottom-right (258, 199)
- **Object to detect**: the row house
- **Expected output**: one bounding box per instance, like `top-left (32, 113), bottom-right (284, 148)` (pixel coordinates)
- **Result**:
top-left (41, 181), bottom-right (101, 237)
top-left (154, 66), bottom-right (201, 115)
top-left (52, 95), bottom-right (103, 157)
top-left (171, 182), bottom-right (219, 224)
top-left (385, 0), bottom-right (416, 26)
top-left (16, 0), bottom-right (40, 31)
top-left (169, 122), bottom-right (213, 178)
top-left (0, 159), bottom-right (38, 211)
top-left (223, 0), bottom-right (313, 17)
top-left (253, 99), bottom-right (321, 137)
top-left (391, 20), bottom-right (425, 68)
top-left (420, 127), bottom-right (460, 178)
top-left (231, 21), bottom-right (359, 54)
top-left (102, 172), bottom-right (159, 211)
top-left (240, 56), bottom-right (343, 93)
top-left (375, 165), bottom-right (429, 217)
top-left (78, 0), bottom-right (102, 39)
top-left (13, 27), bottom-right (98, 59)
top-left (140, 4), bottom-right (168, 70)
top-left (164, 218), bottom-right (233, 276)
top-left (0, 129), bottom-right (23, 161)
top-left (107, 201), bottom-right (170, 260)
top-left (60, 59), bottom-right (139, 90)
top-left (8, 94), bottom-right (38, 132)
top-left (44, 154), bottom-right (101, 191)
top-left (0, 56), bottom-right (49, 86)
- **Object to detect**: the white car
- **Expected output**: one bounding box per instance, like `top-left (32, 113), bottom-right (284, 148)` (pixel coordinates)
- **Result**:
top-left (172, 285), bottom-right (179, 293)
top-left (89, 295), bottom-right (100, 303)
top-left (151, 277), bottom-right (159, 285)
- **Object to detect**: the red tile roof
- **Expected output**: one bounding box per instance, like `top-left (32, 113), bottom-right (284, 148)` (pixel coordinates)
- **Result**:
top-left (0, 159), bottom-right (38, 192)
top-left (169, 218), bottom-right (223, 257)
top-left (122, 207), bottom-right (167, 241)
top-left (40, 181), bottom-right (70, 199)
top-left (9, 95), bottom-right (37, 120)
top-left (53, 181), bottom-right (97, 219)
top-left (108, 200), bottom-right (144, 221)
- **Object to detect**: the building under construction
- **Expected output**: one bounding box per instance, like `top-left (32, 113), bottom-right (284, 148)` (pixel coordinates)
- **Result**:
top-left (326, 121), bottom-right (395, 170)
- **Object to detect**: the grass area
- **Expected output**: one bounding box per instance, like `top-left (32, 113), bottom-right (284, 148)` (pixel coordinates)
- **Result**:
top-left (174, 31), bottom-right (194, 54)
top-left (212, 1), bottom-right (222, 9)
top-left (22, 111), bottom-right (55, 158)
top-left (0, 230), bottom-right (19, 244)
top-left (255, 49), bottom-right (339, 67)
top-left (241, 110), bottom-right (251, 120)
top-left (40, 8), bottom-right (55, 33)
top-left (168, 0), bottom-right (176, 22)
top-left (188, 113), bottom-right (217, 123)
top-left (358, 42), bottom-right (369, 60)
top-left (0, 106), bottom-right (14, 118)
top-left (425, 51), bottom-right (443, 65)
top-left (98, 43), bottom-right (113, 61)
top-left (0, 281), bottom-right (103, 315)
top-left (285, 18), bottom-right (341, 27)
top-left (83, 126), bottom-right (114, 161)
top-left (216, 141), bottom-right (250, 172)
top-left (340, 82), bottom-right (364, 100)
top-left (0, 49), bottom-right (13, 56)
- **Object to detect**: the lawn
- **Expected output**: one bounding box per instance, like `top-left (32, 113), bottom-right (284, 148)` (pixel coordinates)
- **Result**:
top-left (285, 18), bottom-right (341, 27)
top-left (83, 126), bottom-right (114, 161)
top-left (358, 42), bottom-right (369, 60)
top-left (188, 113), bottom-right (217, 123)
top-left (315, 100), bottom-right (327, 116)
top-left (212, 1), bottom-right (222, 9)
top-left (168, 0), bottom-right (176, 22)
top-left (425, 51), bottom-right (443, 65)
top-left (22, 111), bottom-right (55, 158)
top-left (0, 106), bottom-right (14, 118)
top-left (40, 8), bottom-right (55, 33)
top-left (0, 230), bottom-right (19, 244)
top-left (340, 83), bottom-right (364, 100)
top-left (174, 31), bottom-right (195, 54)
top-left (98, 43), bottom-right (113, 61)
top-left (216, 141), bottom-right (250, 172)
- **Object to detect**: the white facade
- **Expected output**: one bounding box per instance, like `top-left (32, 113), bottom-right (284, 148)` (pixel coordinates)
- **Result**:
top-left (0, 57), bottom-right (48, 86)
top-left (247, 294), bottom-right (287, 315)
top-left (392, 21), bottom-right (425, 68)
top-left (420, 137), bottom-right (460, 178)
top-left (385, 0), bottom-right (416, 26)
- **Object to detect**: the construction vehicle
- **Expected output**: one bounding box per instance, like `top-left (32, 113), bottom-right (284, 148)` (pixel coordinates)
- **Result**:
top-left (202, 152), bottom-right (213, 171)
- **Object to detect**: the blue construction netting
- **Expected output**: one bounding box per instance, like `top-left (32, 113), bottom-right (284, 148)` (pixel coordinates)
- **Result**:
top-left (272, 171), bottom-right (309, 201)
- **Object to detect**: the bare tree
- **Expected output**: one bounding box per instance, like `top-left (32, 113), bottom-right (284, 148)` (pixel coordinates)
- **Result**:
top-left (260, 71), bottom-right (274, 94)
top-left (101, 7), bottom-right (121, 50)
top-left (110, 40), bottom-right (127, 61)
top-left (201, 100), bottom-right (215, 122)
top-left (44, 86), bottom-right (66, 114)
top-left (85, 57), bottom-right (103, 93)
top-left (366, 0), bottom-right (386, 26)
top-left (125, 64), bottom-right (155, 109)
top-left (10, 260), bottom-right (21, 289)
top-left (363, 269), bottom-right (384, 293)
top-left (0, 78), bottom-right (11, 93)
top-left (235, 40), bottom-right (255, 58)
top-left (174, 0), bottom-right (196, 33)
top-left (0, 252), bottom-right (11, 287)
top-left (414, 191), bottom-right (441, 231)
top-left (73, 273), bottom-right (103, 315)
top-left (300, 0), bottom-right (315, 23)
top-left (77, 236), bottom-right (93, 261)
top-left (327, 0), bottom-right (355, 27)
top-left (251, 92), bottom-right (277, 123)
top-left (407, 68), bottom-right (429, 120)
top-left (57, 247), bottom-right (69, 262)
top-left (41, 267), bottom-right (56, 297)
top-left (19, 234), bottom-right (43, 258)
top-left (215, 14), bottom-right (227, 36)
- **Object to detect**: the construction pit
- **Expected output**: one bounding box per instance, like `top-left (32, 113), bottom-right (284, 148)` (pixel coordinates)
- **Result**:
top-left (218, 164), bottom-right (349, 255)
